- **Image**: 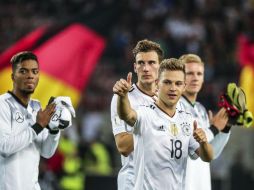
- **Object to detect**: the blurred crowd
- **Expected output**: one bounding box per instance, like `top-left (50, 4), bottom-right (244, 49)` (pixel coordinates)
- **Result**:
top-left (1, 0), bottom-right (254, 189)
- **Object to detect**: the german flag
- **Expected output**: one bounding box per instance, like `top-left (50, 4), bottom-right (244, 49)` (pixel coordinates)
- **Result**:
top-left (0, 23), bottom-right (105, 108)
top-left (237, 34), bottom-right (254, 118)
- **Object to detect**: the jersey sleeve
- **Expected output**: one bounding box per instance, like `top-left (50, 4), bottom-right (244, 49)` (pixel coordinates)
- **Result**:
top-left (133, 107), bottom-right (148, 136)
top-left (201, 108), bottom-right (215, 142)
top-left (39, 129), bottom-right (61, 158)
top-left (210, 131), bottom-right (230, 159)
top-left (0, 99), bottom-right (38, 157)
top-left (111, 95), bottom-right (133, 136)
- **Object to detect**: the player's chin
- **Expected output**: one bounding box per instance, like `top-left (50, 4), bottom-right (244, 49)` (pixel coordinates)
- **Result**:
top-left (23, 89), bottom-right (35, 95)
top-left (142, 79), bottom-right (154, 85)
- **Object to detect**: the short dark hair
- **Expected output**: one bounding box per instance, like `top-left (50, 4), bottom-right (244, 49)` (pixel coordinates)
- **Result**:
top-left (10, 51), bottom-right (38, 71)
top-left (132, 39), bottom-right (164, 63)
top-left (158, 58), bottom-right (185, 79)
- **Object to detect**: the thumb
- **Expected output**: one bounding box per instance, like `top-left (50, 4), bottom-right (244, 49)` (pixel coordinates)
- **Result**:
top-left (193, 120), bottom-right (197, 131)
top-left (127, 72), bottom-right (132, 85)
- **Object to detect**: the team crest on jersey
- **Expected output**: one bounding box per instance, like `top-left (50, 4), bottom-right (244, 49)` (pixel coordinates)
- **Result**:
top-left (169, 123), bottom-right (178, 136)
top-left (181, 122), bottom-right (191, 136)
top-left (15, 111), bottom-right (24, 123)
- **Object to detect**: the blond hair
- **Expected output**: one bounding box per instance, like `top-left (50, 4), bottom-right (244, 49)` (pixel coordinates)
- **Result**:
top-left (179, 54), bottom-right (204, 65)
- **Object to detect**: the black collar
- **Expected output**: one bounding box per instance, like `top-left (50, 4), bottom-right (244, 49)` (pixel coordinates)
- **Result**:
top-left (182, 95), bottom-right (195, 107)
top-left (8, 91), bottom-right (28, 108)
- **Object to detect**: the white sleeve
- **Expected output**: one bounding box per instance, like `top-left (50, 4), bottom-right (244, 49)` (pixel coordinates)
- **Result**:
top-left (202, 112), bottom-right (215, 142)
top-left (0, 100), bottom-right (38, 157)
top-left (39, 129), bottom-right (60, 158)
top-left (210, 131), bottom-right (230, 159)
top-left (188, 135), bottom-right (200, 160)
top-left (203, 127), bottom-right (214, 142)
top-left (111, 95), bottom-right (133, 136)
top-left (133, 108), bottom-right (143, 135)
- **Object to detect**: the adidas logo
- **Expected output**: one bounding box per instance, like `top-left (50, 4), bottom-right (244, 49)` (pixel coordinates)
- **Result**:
top-left (158, 125), bottom-right (165, 131)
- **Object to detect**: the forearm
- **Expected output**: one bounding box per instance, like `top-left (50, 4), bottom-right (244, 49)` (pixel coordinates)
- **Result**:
top-left (115, 132), bottom-right (134, 157)
top-left (210, 132), bottom-right (230, 159)
top-left (0, 123), bottom-right (43, 157)
top-left (199, 142), bottom-right (214, 162)
top-left (40, 130), bottom-right (60, 158)
top-left (117, 95), bottom-right (136, 126)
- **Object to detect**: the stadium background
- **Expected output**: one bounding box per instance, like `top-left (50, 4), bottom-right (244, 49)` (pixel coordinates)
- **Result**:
top-left (0, 0), bottom-right (254, 189)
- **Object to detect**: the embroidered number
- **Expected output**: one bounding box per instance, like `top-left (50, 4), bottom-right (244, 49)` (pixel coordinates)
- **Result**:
top-left (170, 139), bottom-right (182, 159)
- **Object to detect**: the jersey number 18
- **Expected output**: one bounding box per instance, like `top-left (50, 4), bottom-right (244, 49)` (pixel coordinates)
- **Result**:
top-left (170, 139), bottom-right (182, 159)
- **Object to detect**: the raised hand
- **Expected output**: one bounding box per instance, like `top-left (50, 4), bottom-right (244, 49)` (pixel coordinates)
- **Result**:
top-left (193, 120), bottom-right (207, 144)
top-left (36, 103), bottom-right (56, 127)
top-left (113, 72), bottom-right (132, 97)
top-left (210, 108), bottom-right (228, 131)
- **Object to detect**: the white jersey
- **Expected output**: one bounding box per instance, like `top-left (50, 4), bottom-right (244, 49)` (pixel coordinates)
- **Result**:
top-left (111, 84), bottom-right (155, 190)
top-left (178, 96), bottom-right (230, 190)
top-left (0, 92), bottom-right (60, 190)
top-left (133, 104), bottom-right (199, 190)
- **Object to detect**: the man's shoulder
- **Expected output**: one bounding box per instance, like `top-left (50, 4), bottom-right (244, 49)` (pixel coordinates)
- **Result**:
top-left (195, 101), bottom-right (206, 109)
top-left (137, 104), bottom-right (156, 113)
top-left (29, 98), bottom-right (41, 109)
top-left (0, 93), bottom-right (12, 112)
top-left (0, 93), bottom-right (12, 104)
top-left (178, 97), bottom-right (207, 112)
top-left (0, 92), bottom-right (11, 99)
top-left (176, 108), bottom-right (192, 118)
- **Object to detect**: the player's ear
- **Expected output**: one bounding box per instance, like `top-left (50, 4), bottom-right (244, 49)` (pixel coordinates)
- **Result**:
top-left (155, 79), bottom-right (159, 90)
top-left (183, 82), bottom-right (186, 91)
top-left (134, 62), bottom-right (137, 73)
top-left (11, 73), bottom-right (14, 81)
top-left (155, 79), bottom-right (159, 85)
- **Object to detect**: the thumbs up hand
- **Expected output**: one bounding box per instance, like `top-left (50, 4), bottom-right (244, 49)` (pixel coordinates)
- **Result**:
top-left (193, 120), bottom-right (207, 144)
top-left (113, 72), bottom-right (132, 97)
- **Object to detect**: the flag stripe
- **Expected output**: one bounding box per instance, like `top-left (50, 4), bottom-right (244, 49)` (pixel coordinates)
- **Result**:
top-left (34, 24), bottom-right (105, 91)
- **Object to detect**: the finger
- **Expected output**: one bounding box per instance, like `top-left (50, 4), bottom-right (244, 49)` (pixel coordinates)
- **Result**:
top-left (152, 96), bottom-right (158, 102)
top-left (218, 107), bottom-right (226, 115)
top-left (115, 81), bottom-right (127, 91)
top-left (113, 86), bottom-right (123, 95)
top-left (208, 110), bottom-right (213, 122)
top-left (119, 79), bottom-right (130, 89)
top-left (127, 72), bottom-right (132, 85)
top-left (193, 120), bottom-right (197, 131)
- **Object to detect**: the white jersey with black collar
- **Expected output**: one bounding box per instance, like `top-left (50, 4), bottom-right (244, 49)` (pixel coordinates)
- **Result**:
top-left (111, 84), bottom-right (155, 190)
top-left (133, 104), bottom-right (199, 190)
top-left (0, 92), bottom-right (60, 190)
top-left (178, 96), bottom-right (230, 190)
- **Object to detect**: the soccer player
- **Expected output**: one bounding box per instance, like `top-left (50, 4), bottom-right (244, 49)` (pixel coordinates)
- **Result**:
top-left (110, 39), bottom-right (164, 190)
top-left (0, 51), bottom-right (60, 190)
top-left (113, 58), bottom-right (214, 190)
top-left (179, 54), bottom-right (230, 190)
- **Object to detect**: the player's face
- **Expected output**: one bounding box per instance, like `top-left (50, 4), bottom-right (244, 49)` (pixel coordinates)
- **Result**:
top-left (134, 51), bottom-right (160, 86)
top-left (157, 70), bottom-right (185, 107)
top-left (184, 62), bottom-right (204, 95)
top-left (12, 59), bottom-right (39, 95)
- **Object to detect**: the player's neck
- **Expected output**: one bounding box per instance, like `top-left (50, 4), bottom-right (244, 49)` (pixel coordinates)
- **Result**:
top-left (12, 89), bottom-right (31, 106)
top-left (156, 99), bottom-right (176, 117)
top-left (183, 91), bottom-right (197, 104)
top-left (137, 82), bottom-right (156, 96)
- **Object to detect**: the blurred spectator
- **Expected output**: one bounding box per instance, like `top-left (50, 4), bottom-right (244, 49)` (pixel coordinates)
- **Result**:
top-left (1, 0), bottom-right (254, 189)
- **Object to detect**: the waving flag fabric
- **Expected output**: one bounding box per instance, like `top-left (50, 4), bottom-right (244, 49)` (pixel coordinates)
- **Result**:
top-left (0, 23), bottom-right (105, 108)
top-left (237, 34), bottom-right (254, 117)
